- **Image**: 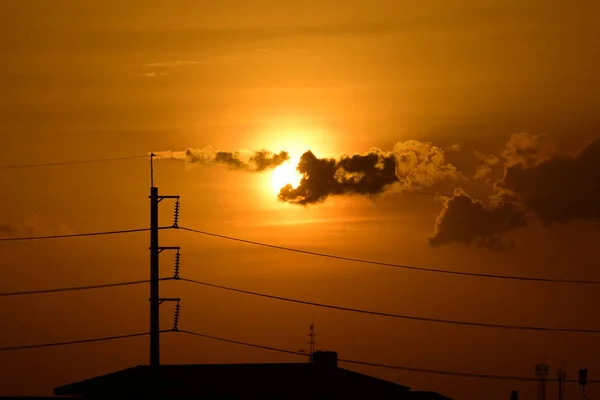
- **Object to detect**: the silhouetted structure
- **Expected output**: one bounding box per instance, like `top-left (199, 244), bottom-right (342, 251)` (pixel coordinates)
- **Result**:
top-left (536, 363), bottom-right (549, 400)
top-left (579, 368), bottom-right (588, 399)
top-left (54, 351), bottom-right (451, 399)
top-left (556, 368), bottom-right (566, 400)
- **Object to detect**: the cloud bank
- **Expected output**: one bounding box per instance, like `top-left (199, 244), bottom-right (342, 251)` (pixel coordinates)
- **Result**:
top-left (431, 134), bottom-right (600, 249)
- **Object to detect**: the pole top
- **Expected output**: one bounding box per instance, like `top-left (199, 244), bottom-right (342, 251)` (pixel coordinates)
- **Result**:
top-left (150, 153), bottom-right (155, 188)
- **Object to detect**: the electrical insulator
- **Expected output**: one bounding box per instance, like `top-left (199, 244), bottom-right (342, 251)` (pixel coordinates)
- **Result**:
top-left (174, 249), bottom-right (181, 279)
top-left (173, 199), bottom-right (181, 228)
top-left (173, 302), bottom-right (181, 331)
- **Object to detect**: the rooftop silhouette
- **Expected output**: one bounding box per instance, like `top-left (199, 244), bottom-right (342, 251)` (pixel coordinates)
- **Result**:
top-left (54, 351), bottom-right (452, 399)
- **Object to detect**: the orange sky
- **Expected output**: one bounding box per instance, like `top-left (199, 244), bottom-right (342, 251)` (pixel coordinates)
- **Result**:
top-left (1, 1), bottom-right (600, 399)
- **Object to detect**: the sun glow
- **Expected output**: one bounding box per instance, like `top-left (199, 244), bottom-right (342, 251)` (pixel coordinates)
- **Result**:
top-left (271, 159), bottom-right (302, 194)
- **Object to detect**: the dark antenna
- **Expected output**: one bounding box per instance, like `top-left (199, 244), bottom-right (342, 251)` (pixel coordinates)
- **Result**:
top-left (308, 319), bottom-right (316, 363)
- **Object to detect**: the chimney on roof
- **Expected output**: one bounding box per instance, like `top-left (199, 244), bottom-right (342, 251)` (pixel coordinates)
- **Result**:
top-left (312, 351), bottom-right (338, 368)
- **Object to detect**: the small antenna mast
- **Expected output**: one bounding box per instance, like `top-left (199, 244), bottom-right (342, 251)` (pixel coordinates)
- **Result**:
top-left (308, 318), bottom-right (316, 363)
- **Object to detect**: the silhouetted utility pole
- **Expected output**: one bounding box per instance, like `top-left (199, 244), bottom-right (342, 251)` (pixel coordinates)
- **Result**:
top-left (149, 153), bottom-right (180, 367)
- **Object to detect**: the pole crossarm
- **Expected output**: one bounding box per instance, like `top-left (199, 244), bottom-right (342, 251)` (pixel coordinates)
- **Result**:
top-left (158, 246), bottom-right (180, 254)
top-left (159, 297), bottom-right (181, 305)
top-left (157, 195), bottom-right (180, 203)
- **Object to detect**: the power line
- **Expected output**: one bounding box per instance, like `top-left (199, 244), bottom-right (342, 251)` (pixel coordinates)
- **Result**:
top-left (0, 278), bottom-right (174, 297)
top-left (0, 153), bottom-right (593, 210)
top-left (180, 277), bottom-right (600, 334)
top-left (0, 226), bottom-right (173, 242)
top-left (338, 358), bottom-right (597, 384)
top-left (179, 330), bottom-right (306, 357)
top-left (0, 155), bottom-right (148, 170)
top-left (179, 227), bottom-right (600, 285)
top-left (178, 329), bottom-right (598, 384)
top-left (0, 330), bottom-right (172, 352)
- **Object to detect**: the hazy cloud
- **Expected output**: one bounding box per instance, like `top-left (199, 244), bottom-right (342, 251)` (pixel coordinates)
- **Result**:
top-left (473, 151), bottom-right (501, 181)
top-left (444, 144), bottom-right (462, 152)
top-left (278, 141), bottom-right (461, 205)
top-left (128, 71), bottom-right (168, 78)
top-left (129, 56), bottom-right (246, 77)
top-left (154, 147), bottom-right (289, 172)
top-left (500, 132), bottom-right (558, 168)
top-left (144, 61), bottom-right (203, 68)
top-left (0, 213), bottom-right (72, 238)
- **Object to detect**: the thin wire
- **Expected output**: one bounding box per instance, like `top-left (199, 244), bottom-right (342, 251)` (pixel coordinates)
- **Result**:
top-left (0, 278), bottom-right (173, 297)
top-left (179, 227), bottom-right (600, 285)
top-left (339, 358), bottom-right (596, 384)
top-left (0, 155), bottom-right (148, 170)
top-left (180, 277), bottom-right (600, 333)
top-left (179, 330), bottom-right (306, 357)
top-left (178, 329), bottom-right (599, 383)
top-left (0, 330), bottom-right (172, 352)
top-left (0, 226), bottom-right (173, 242)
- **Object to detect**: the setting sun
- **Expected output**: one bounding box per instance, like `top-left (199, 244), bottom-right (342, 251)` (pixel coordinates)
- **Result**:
top-left (271, 159), bottom-right (302, 194)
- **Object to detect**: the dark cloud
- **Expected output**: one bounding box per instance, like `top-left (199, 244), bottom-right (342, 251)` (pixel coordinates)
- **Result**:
top-left (278, 149), bottom-right (398, 205)
top-left (278, 141), bottom-right (461, 205)
top-left (0, 223), bottom-right (16, 236)
top-left (214, 151), bottom-right (247, 170)
top-left (497, 136), bottom-right (600, 223)
top-left (154, 147), bottom-right (289, 172)
top-left (250, 150), bottom-right (291, 172)
top-left (431, 134), bottom-right (600, 249)
top-left (429, 189), bottom-right (527, 250)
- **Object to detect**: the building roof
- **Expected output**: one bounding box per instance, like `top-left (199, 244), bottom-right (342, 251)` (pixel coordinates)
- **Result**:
top-left (55, 362), bottom-right (412, 398)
